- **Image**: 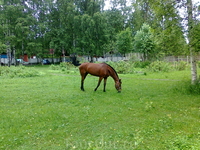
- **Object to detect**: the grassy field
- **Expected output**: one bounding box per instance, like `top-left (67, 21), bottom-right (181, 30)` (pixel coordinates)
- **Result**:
top-left (0, 65), bottom-right (200, 149)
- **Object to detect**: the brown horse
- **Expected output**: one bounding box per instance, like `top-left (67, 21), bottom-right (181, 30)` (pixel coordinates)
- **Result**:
top-left (79, 63), bottom-right (122, 92)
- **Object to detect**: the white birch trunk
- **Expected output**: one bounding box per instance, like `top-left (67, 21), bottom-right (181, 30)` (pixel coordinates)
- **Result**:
top-left (187, 0), bottom-right (198, 84)
top-left (190, 51), bottom-right (197, 84)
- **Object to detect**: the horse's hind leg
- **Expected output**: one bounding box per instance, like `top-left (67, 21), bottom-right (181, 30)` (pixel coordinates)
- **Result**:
top-left (103, 77), bottom-right (107, 92)
top-left (94, 77), bottom-right (103, 91)
top-left (81, 73), bottom-right (88, 91)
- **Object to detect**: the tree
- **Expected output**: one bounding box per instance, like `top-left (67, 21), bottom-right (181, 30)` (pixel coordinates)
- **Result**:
top-left (103, 9), bottom-right (124, 55)
top-left (132, 0), bottom-right (153, 34)
top-left (92, 12), bottom-right (108, 56)
top-left (134, 23), bottom-right (155, 61)
top-left (1, 4), bottom-right (24, 66)
top-left (80, 14), bottom-right (96, 61)
top-left (187, 0), bottom-right (198, 84)
top-left (1, 0), bottom-right (198, 66)
top-left (191, 22), bottom-right (200, 52)
top-left (116, 27), bottom-right (132, 56)
top-left (141, 0), bottom-right (187, 56)
top-left (0, 0), bottom-right (37, 65)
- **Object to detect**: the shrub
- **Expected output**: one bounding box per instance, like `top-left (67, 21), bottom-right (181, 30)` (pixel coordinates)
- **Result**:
top-left (49, 64), bottom-right (60, 70)
top-left (59, 62), bottom-right (74, 70)
top-left (106, 61), bottom-right (135, 74)
top-left (49, 62), bottom-right (77, 73)
top-left (174, 61), bottom-right (188, 71)
top-left (133, 61), bottom-right (151, 68)
top-left (50, 62), bottom-right (73, 71)
top-left (148, 61), bottom-right (172, 72)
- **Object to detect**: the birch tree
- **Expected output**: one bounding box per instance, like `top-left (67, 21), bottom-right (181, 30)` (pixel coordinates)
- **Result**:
top-left (187, 0), bottom-right (198, 84)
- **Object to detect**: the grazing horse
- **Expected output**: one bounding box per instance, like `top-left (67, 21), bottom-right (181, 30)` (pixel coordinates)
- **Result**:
top-left (79, 62), bottom-right (122, 92)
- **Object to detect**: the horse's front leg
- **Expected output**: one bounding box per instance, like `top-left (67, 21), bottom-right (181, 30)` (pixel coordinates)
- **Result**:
top-left (103, 77), bottom-right (107, 92)
top-left (81, 73), bottom-right (88, 91)
top-left (94, 77), bottom-right (103, 91)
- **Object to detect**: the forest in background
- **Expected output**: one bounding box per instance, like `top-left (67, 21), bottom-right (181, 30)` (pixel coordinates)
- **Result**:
top-left (0, 0), bottom-right (200, 64)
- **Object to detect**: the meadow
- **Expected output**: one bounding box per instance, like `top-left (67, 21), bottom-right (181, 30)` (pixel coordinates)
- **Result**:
top-left (0, 64), bottom-right (200, 149)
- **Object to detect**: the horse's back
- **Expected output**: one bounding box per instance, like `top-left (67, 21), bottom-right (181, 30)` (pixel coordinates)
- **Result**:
top-left (79, 62), bottom-right (105, 69)
top-left (79, 62), bottom-right (90, 71)
top-left (79, 63), bottom-right (108, 76)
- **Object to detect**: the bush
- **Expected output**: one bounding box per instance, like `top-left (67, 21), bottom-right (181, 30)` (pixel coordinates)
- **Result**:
top-left (133, 61), bottom-right (151, 68)
top-left (59, 62), bottom-right (74, 70)
top-left (0, 66), bottom-right (40, 78)
top-left (148, 61), bottom-right (172, 72)
top-left (174, 61), bottom-right (188, 71)
top-left (49, 64), bottom-right (60, 70)
top-left (106, 61), bottom-right (135, 74)
top-left (49, 62), bottom-right (77, 73)
top-left (97, 60), bottom-right (189, 74)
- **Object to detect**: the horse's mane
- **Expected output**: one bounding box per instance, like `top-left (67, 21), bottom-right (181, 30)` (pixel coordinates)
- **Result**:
top-left (103, 63), bottom-right (119, 78)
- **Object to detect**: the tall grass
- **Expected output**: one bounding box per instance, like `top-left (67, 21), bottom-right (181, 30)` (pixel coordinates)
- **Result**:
top-left (0, 65), bottom-right (199, 149)
top-left (0, 65), bottom-right (41, 78)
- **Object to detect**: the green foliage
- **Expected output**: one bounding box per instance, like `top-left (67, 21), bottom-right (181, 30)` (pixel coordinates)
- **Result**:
top-left (147, 61), bottom-right (188, 72)
top-left (0, 42), bottom-right (6, 53)
top-left (133, 61), bottom-right (151, 68)
top-left (49, 62), bottom-right (78, 73)
top-left (134, 24), bottom-right (156, 60)
top-left (149, 0), bottom-right (187, 56)
top-left (0, 66), bottom-right (40, 78)
top-left (106, 61), bottom-right (135, 74)
top-left (0, 0), bottom-right (197, 62)
top-left (116, 27), bottom-right (132, 55)
top-left (59, 62), bottom-right (74, 70)
top-left (106, 60), bottom-right (188, 74)
top-left (174, 61), bottom-right (188, 71)
top-left (191, 22), bottom-right (200, 52)
top-left (147, 61), bottom-right (171, 72)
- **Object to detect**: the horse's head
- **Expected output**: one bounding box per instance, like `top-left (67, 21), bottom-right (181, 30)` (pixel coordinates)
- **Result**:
top-left (115, 79), bottom-right (122, 93)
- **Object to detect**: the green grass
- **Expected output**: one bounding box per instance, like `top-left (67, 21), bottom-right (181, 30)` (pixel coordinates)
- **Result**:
top-left (0, 66), bottom-right (200, 149)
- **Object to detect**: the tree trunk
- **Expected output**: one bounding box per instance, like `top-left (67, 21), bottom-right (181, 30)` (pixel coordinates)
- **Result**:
top-left (190, 51), bottom-right (197, 84)
top-left (187, 0), bottom-right (198, 84)
top-left (6, 41), bottom-right (11, 67)
top-left (13, 47), bottom-right (16, 66)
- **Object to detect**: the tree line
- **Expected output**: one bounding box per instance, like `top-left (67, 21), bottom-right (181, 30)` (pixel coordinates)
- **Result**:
top-left (0, 0), bottom-right (199, 64)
